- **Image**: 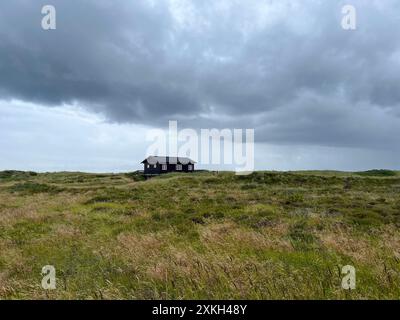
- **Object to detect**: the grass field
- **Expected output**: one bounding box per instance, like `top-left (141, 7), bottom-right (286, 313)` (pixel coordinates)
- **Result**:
top-left (1, 169), bottom-right (400, 299)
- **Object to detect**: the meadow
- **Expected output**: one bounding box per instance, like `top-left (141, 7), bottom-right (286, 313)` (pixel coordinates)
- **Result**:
top-left (0, 169), bottom-right (400, 299)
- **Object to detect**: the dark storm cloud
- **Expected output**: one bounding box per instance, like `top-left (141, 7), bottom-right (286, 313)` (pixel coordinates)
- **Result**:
top-left (1, 0), bottom-right (400, 150)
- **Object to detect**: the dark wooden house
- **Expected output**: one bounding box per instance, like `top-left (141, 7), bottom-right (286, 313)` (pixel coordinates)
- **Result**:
top-left (141, 156), bottom-right (195, 175)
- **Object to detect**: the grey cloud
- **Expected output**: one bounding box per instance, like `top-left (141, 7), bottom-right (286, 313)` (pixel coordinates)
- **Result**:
top-left (0, 0), bottom-right (400, 151)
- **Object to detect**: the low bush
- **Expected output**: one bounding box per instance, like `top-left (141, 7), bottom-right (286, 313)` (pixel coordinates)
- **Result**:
top-left (8, 182), bottom-right (62, 195)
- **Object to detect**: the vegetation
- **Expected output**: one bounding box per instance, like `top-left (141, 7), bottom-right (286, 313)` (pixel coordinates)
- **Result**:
top-left (0, 170), bottom-right (399, 299)
top-left (355, 169), bottom-right (398, 177)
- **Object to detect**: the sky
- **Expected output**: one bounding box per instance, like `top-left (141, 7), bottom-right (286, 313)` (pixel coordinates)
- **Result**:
top-left (0, 0), bottom-right (399, 172)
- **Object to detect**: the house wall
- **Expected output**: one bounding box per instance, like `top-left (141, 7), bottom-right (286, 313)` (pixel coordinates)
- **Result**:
top-left (143, 162), bottom-right (194, 174)
top-left (143, 163), bottom-right (161, 174)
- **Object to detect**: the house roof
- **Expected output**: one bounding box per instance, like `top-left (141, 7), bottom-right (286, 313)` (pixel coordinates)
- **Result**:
top-left (141, 156), bottom-right (196, 165)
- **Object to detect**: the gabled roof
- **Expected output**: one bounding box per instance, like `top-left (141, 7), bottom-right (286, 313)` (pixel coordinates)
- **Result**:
top-left (141, 156), bottom-right (196, 165)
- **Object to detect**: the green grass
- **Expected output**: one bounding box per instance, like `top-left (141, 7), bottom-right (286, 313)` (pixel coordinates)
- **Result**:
top-left (355, 169), bottom-right (398, 177)
top-left (7, 182), bottom-right (64, 195)
top-left (0, 170), bottom-right (400, 299)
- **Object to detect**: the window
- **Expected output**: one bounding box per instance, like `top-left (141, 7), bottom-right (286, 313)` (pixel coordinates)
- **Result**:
top-left (176, 164), bottom-right (182, 171)
top-left (147, 164), bottom-right (150, 169)
top-left (188, 165), bottom-right (193, 171)
top-left (162, 164), bottom-right (167, 170)
top-left (153, 164), bottom-right (156, 168)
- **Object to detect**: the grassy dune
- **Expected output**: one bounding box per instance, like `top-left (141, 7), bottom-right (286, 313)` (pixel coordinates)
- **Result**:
top-left (0, 170), bottom-right (400, 299)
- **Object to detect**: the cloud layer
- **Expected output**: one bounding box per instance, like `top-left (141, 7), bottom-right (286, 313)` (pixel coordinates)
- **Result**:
top-left (0, 0), bottom-right (399, 169)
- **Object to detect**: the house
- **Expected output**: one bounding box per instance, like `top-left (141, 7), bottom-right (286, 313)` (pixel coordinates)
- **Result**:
top-left (141, 156), bottom-right (195, 175)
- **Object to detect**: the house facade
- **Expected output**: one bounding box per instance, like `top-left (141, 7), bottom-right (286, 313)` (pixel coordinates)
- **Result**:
top-left (141, 156), bottom-right (195, 174)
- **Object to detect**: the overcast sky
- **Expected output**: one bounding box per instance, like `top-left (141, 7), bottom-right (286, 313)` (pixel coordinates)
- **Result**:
top-left (1, 0), bottom-right (399, 172)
